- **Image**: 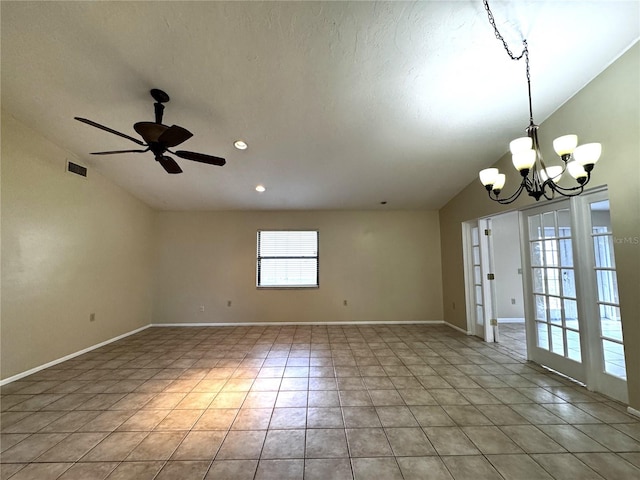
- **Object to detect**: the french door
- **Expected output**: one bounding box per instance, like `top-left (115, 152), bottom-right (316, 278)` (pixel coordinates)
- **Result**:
top-left (574, 190), bottom-right (627, 401)
top-left (464, 219), bottom-right (496, 341)
top-left (520, 190), bottom-right (627, 402)
top-left (521, 199), bottom-right (585, 382)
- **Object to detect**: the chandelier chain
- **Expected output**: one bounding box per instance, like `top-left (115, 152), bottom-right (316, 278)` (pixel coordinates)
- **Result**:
top-left (483, 0), bottom-right (533, 124)
top-left (483, 0), bottom-right (526, 60)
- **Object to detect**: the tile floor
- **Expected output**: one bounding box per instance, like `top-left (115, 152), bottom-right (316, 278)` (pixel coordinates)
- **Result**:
top-left (1, 324), bottom-right (639, 480)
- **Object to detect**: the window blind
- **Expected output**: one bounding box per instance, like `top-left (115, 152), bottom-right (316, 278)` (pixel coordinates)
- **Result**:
top-left (257, 230), bottom-right (319, 287)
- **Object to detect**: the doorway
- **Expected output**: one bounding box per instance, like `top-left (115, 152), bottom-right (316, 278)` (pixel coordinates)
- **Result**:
top-left (463, 212), bottom-right (525, 349)
top-left (463, 188), bottom-right (628, 403)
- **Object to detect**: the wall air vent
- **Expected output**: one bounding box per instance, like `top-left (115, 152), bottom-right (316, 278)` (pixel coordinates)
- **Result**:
top-left (67, 161), bottom-right (87, 177)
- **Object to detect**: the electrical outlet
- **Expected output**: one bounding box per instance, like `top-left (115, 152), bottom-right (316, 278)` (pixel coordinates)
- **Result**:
top-left (89, 313), bottom-right (96, 322)
top-left (227, 300), bottom-right (232, 307)
top-left (511, 298), bottom-right (516, 305)
top-left (343, 300), bottom-right (348, 306)
top-left (199, 305), bottom-right (205, 312)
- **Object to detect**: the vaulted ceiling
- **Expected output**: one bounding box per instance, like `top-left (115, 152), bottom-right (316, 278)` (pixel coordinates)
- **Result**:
top-left (2, 1), bottom-right (638, 210)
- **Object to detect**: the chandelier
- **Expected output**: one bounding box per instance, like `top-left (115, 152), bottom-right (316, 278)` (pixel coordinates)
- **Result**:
top-left (478, 0), bottom-right (601, 204)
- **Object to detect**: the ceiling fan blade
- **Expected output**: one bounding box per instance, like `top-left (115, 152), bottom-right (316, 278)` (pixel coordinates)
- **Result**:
top-left (90, 149), bottom-right (149, 155)
top-left (157, 155), bottom-right (183, 174)
top-left (75, 117), bottom-right (146, 146)
top-left (134, 122), bottom-right (168, 143)
top-left (158, 125), bottom-right (193, 147)
top-left (175, 150), bottom-right (226, 166)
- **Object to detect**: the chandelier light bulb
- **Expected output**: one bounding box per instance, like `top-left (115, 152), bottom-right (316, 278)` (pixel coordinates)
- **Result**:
top-left (573, 143), bottom-right (602, 169)
top-left (512, 149), bottom-right (536, 172)
top-left (553, 134), bottom-right (578, 157)
top-left (479, 168), bottom-right (500, 187)
top-left (567, 161), bottom-right (588, 180)
top-left (509, 137), bottom-right (533, 154)
top-left (492, 173), bottom-right (506, 191)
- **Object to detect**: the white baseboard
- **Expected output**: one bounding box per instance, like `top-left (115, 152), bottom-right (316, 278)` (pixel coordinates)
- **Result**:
top-left (499, 317), bottom-right (525, 323)
top-left (628, 406), bottom-right (640, 419)
top-left (151, 320), bottom-right (446, 327)
top-left (444, 322), bottom-right (472, 335)
top-left (0, 325), bottom-right (150, 386)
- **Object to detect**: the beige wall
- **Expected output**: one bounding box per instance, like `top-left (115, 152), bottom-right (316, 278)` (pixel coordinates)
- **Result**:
top-left (1, 111), bottom-right (156, 380)
top-left (439, 43), bottom-right (640, 408)
top-left (153, 210), bottom-right (443, 324)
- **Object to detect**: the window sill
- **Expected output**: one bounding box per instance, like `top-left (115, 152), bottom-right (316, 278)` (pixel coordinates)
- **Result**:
top-left (257, 285), bottom-right (319, 290)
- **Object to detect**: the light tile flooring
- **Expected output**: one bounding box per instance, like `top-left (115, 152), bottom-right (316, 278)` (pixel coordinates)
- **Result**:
top-left (1, 324), bottom-right (639, 480)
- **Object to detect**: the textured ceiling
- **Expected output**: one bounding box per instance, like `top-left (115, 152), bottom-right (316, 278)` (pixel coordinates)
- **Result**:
top-left (2, 1), bottom-right (638, 210)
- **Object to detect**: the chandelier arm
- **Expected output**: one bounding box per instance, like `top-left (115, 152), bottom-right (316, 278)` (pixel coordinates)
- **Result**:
top-left (545, 174), bottom-right (591, 196)
top-left (542, 184), bottom-right (556, 201)
top-left (489, 178), bottom-right (527, 205)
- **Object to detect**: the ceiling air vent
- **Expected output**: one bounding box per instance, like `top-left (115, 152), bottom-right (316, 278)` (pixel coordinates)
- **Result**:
top-left (67, 161), bottom-right (87, 177)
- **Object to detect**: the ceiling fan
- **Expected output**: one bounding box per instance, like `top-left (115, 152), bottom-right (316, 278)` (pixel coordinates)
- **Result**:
top-left (75, 89), bottom-right (226, 174)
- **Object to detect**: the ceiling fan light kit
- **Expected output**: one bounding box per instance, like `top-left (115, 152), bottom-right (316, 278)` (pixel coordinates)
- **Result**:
top-left (478, 0), bottom-right (601, 204)
top-left (75, 89), bottom-right (226, 174)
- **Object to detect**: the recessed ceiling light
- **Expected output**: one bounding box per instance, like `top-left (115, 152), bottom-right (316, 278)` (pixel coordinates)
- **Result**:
top-left (234, 140), bottom-right (248, 150)
top-left (255, 185), bottom-right (266, 193)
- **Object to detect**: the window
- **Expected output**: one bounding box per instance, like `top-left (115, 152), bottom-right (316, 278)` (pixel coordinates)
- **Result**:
top-left (257, 230), bottom-right (319, 287)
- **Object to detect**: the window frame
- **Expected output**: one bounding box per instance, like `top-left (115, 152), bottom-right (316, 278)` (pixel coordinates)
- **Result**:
top-left (256, 230), bottom-right (319, 289)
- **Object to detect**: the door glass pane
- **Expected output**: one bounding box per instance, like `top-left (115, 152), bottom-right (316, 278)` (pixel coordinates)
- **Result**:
top-left (561, 269), bottom-right (576, 297)
top-left (600, 305), bottom-right (622, 340)
top-left (531, 242), bottom-right (544, 266)
top-left (473, 246), bottom-right (480, 264)
top-left (536, 322), bottom-right (549, 350)
top-left (475, 286), bottom-right (483, 301)
top-left (474, 266), bottom-right (482, 284)
top-left (596, 270), bottom-right (619, 304)
top-left (549, 296), bottom-right (562, 324)
top-left (590, 201), bottom-right (612, 233)
top-left (544, 240), bottom-right (558, 266)
top-left (557, 209), bottom-right (571, 236)
top-left (476, 305), bottom-right (484, 324)
top-left (602, 340), bottom-right (626, 379)
top-left (532, 268), bottom-right (546, 293)
top-left (542, 212), bottom-right (556, 236)
top-left (550, 326), bottom-right (565, 355)
top-left (547, 268), bottom-right (561, 296)
top-left (529, 215), bottom-right (542, 239)
top-left (559, 239), bottom-right (573, 266)
top-left (564, 299), bottom-right (578, 329)
top-left (472, 226), bottom-right (479, 245)
top-left (593, 236), bottom-right (615, 268)
top-left (566, 330), bottom-right (581, 361)
top-left (534, 295), bottom-right (547, 321)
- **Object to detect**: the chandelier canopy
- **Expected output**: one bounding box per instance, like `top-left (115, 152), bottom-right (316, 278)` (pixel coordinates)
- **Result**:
top-left (478, 1), bottom-right (601, 205)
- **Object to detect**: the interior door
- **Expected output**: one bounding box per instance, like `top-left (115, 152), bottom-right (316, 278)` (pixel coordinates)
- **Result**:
top-left (575, 190), bottom-right (628, 402)
top-left (470, 224), bottom-right (486, 338)
top-left (464, 220), bottom-right (496, 341)
top-left (521, 199), bottom-right (586, 382)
